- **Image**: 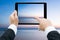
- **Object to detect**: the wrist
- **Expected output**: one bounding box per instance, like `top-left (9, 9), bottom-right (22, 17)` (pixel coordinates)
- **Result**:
top-left (14, 22), bottom-right (18, 26)
top-left (45, 26), bottom-right (56, 35)
top-left (8, 24), bottom-right (17, 35)
top-left (10, 23), bottom-right (18, 27)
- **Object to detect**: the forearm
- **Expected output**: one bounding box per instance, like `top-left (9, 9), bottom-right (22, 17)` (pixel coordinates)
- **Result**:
top-left (8, 24), bottom-right (17, 35)
top-left (0, 24), bottom-right (17, 40)
top-left (45, 26), bottom-right (60, 40)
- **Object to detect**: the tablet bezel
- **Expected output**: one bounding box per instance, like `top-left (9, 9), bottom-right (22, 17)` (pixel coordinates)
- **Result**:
top-left (15, 2), bottom-right (47, 25)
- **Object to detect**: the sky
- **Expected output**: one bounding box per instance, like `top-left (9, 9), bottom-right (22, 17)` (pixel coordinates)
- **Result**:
top-left (0, 0), bottom-right (44, 25)
top-left (0, 0), bottom-right (60, 40)
top-left (46, 0), bottom-right (60, 27)
top-left (0, 0), bottom-right (60, 27)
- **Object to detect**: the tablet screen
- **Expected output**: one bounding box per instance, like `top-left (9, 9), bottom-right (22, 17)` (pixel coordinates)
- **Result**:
top-left (18, 4), bottom-right (44, 23)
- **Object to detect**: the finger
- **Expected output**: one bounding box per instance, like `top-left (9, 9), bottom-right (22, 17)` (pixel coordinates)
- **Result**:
top-left (10, 11), bottom-right (15, 19)
top-left (14, 10), bottom-right (18, 19)
top-left (34, 17), bottom-right (41, 22)
top-left (11, 10), bottom-right (15, 17)
top-left (14, 10), bottom-right (17, 15)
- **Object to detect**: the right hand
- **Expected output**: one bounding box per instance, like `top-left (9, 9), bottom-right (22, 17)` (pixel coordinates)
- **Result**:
top-left (9, 10), bottom-right (18, 26)
top-left (34, 17), bottom-right (52, 31)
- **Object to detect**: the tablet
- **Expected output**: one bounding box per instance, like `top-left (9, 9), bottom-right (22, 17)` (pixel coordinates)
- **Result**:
top-left (15, 2), bottom-right (47, 25)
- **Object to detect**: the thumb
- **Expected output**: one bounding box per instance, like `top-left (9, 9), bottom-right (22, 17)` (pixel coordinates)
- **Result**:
top-left (14, 10), bottom-right (18, 19)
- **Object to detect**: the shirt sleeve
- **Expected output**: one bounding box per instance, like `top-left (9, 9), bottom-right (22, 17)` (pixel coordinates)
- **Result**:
top-left (8, 24), bottom-right (17, 35)
top-left (45, 26), bottom-right (56, 36)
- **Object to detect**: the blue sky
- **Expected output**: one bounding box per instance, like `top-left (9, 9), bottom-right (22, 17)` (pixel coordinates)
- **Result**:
top-left (0, 0), bottom-right (44, 25)
top-left (46, 0), bottom-right (60, 26)
top-left (0, 0), bottom-right (60, 39)
top-left (0, 0), bottom-right (60, 27)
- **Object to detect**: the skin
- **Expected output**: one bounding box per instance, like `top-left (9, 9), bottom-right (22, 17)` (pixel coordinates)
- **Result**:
top-left (9, 10), bottom-right (52, 31)
top-left (34, 17), bottom-right (52, 31)
top-left (9, 10), bottom-right (18, 26)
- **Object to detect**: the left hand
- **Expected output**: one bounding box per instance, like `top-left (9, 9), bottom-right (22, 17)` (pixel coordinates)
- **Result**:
top-left (9, 10), bottom-right (18, 26)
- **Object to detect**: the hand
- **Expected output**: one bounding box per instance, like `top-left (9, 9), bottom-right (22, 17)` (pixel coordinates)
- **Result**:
top-left (34, 17), bottom-right (52, 31)
top-left (9, 10), bottom-right (18, 26)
